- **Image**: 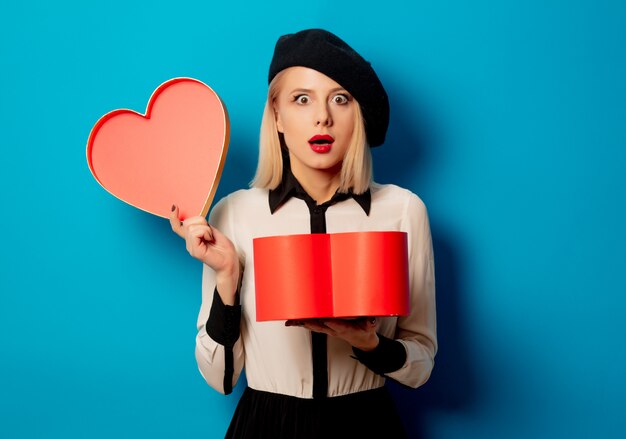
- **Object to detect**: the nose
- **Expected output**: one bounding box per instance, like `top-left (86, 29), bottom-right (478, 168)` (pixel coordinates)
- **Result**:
top-left (315, 102), bottom-right (332, 127)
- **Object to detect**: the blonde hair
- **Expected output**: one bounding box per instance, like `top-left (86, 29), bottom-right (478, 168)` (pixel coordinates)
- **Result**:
top-left (250, 70), bottom-right (372, 194)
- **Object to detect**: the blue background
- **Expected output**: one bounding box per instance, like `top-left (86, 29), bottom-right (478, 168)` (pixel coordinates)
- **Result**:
top-left (1, 1), bottom-right (625, 438)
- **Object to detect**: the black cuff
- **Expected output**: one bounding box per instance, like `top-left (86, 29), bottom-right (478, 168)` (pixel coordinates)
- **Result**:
top-left (206, 287), bottom-right (241, 348)
top-left (352, 334), bottom-right (407, 375)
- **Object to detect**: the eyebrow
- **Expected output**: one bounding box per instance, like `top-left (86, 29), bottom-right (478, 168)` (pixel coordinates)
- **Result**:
top-left (289, 87), bottom-right (349, 94)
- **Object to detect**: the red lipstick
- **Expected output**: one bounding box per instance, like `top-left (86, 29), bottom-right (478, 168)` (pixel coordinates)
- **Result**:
top-left (308, 134), bottom-right (334, 153)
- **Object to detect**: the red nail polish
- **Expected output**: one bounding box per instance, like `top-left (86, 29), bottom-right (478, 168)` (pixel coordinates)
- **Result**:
top-left (171, 204), bottom-right (176, 212)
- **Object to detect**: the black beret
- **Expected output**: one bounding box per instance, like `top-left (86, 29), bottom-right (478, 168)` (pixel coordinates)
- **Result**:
top-left (268, 29), bottom-right (389, 147)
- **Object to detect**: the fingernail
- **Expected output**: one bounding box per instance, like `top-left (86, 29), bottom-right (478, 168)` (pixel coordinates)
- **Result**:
top-left (171, 204), bottom-right (176, 212)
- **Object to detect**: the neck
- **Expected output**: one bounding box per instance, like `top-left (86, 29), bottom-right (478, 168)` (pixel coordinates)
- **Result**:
top-left (289, 158), bottom-right (342, 205)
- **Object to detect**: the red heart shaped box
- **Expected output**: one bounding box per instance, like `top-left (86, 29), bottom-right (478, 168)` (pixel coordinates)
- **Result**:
top-left (253, 231), bottom-right (410, 321)
top-left (86, 78), bottom-right (229, 220)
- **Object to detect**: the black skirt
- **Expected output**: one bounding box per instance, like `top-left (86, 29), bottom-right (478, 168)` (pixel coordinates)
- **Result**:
top-left (225, 386), bottom-right (408, 439)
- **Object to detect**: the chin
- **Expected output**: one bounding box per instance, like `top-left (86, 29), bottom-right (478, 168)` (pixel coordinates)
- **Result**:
top-left (289, 145), bottom-right (345, 173)
top-left (313, 158), bottom-right (343, 173)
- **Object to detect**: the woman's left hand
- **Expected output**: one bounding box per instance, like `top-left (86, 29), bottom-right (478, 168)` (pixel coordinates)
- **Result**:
top-left (286, 317), bottom-right (380, 351)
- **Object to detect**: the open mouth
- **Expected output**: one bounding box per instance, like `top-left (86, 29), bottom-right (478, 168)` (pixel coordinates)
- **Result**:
top-left (308, 134), bottom-right (335, 145)
top-left (308, 134), bottom-right (334, 153)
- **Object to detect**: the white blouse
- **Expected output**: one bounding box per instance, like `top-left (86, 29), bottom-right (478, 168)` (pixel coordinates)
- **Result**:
top-left (195, 182), bottom-right (437, 398)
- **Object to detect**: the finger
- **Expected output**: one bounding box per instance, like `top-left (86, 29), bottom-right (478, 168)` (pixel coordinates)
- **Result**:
top-left (184, 216), bottom-right (210, 226)
top-left (302, 320), bottom-right (335, 335)
top-left (188, 225), bottom-right (208, 245)
top-left (206, 223), bottom-right (225, 241)
top-left (321, 319), bottom-right (343, 331)
top-left (187, 224), bottom-right (214, 243)
top-left (169, 204), bottom-right (184, 238)
top-left (203, 226), bottom-right (214, 243)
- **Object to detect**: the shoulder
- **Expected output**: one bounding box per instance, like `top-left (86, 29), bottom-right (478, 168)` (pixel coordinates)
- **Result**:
top-left (214, 188), bottom-right (268, 210)
top-left (371, 183), bottom-right (432, 246)
top-left (370, 182), bottom-right (428, 215)
top-left (210, 188), bottom-right (269, 216)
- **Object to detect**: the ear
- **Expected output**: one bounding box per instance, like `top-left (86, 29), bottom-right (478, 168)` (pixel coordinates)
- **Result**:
top-left (273, 103), bottom-right (284, 133)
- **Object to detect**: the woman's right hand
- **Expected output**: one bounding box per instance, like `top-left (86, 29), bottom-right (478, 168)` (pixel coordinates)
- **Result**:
top-left (169, 204), bottom-right (240, 305)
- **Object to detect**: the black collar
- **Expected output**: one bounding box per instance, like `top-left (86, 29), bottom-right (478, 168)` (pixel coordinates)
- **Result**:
top-left (268, 154), bottom-right (371, 215)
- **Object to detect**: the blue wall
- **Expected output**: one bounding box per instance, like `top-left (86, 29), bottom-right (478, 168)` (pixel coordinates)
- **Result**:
top-left (1, 1), bottom-right (625, 437)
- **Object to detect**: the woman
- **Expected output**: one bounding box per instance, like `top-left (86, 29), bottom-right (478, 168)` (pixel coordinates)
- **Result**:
top-left (170, 29), bottom-right (437, 438)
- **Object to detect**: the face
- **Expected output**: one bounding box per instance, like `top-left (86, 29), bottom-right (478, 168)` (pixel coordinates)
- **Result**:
top-left (273, 67), bottom-right (356, 176)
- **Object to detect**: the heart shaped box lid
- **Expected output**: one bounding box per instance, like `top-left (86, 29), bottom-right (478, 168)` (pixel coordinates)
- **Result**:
top-left (86, 77), bottom-right (229, 220)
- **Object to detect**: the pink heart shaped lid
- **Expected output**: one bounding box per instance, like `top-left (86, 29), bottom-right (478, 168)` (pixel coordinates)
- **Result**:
top-left (86, 77), bottom-right (229, 220)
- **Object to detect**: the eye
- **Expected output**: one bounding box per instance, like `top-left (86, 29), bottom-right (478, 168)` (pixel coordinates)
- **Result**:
top-left (293, 94), bottom-right (310, 104)
top-left (332, 94), bottom-right (350, 105)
